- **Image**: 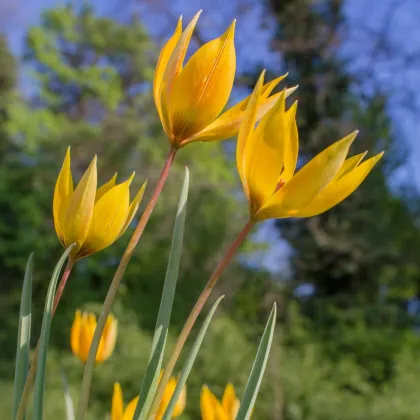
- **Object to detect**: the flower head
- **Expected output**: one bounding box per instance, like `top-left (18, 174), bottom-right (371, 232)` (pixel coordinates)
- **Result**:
top-left (237, 72), bottom-right (384, 221)
top-left (153, 11), bottom-right (297, 148)
top-left (201, 383), bottom-right (241, 420)
top-left (53, 148), bottom-right (146, 261)
top-left (70, 310), bottom-right (117, 364)
top-left (111, 377), bottom-right (186, 420)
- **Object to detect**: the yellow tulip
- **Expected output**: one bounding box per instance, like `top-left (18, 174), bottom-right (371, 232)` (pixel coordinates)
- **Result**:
top-left (200, 384), bottom-right (240, 420)
top-left (153, 11), bottom-right (297, 148)
top-left (111, 378), bottom-right (186, 420)
top-left (70, 310), bottom-right (117, 363)
top-left (237, 72), bottom-right (384, 221)
top-left (53, 147), bottom-right (147, 261)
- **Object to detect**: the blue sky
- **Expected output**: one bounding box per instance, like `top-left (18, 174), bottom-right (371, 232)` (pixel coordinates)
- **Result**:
top-left (1, 0), bottom-right (419, 273)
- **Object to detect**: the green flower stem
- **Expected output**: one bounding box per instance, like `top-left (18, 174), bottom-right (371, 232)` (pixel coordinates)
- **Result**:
top-left (75, 147), bottom-right (177, 420)
top-left (15, 259), bottom-right (74, 420)
top-left (148, 218), bottom-right (255, 419)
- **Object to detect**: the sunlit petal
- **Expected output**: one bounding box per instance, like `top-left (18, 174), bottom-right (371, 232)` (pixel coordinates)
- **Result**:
top-left (335, 151), bottom-right (367, 180)
top-left (53, 147), bottom-right (74, 243)
top-left (111, 383), bottom-right (124, 420)
top-left (170, 20), bottom-right (236, 142)
top-left (121, 397), bottom-right (139, 420)
top-left (256, 131), bottom-right (358, 220)
top-left (63, 156), bottom-right (97, 253)
top-left (96, 173), bottom-right (117, 203)
top-left (97, 315), bottom-right (118, 362)
top-left (70, 309), bottom-right (82, 358)
top-left (297, 152), bottom-right (383, 217)
top-left (222, 383), bottom-right (238, 418)
top-left (201, 386), bottom-right (216, 420)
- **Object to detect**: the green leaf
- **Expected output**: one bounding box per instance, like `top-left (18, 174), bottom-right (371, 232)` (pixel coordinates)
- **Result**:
top-left (236, 302), bottom-right (277, 420)
top-left (12, 253), bottom-right (34, 420)
top-left (161, 296), bottom-right (225, 420)
top-left (32, 245), bottom-right (74, 420)
top-left (61, 369), bottom-right (75, 420)
top-left (133, 168), bottom-right (190, 420)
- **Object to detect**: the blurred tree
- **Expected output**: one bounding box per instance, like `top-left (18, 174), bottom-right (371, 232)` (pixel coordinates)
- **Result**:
top-left (259, 0), bottom-right (420, 385)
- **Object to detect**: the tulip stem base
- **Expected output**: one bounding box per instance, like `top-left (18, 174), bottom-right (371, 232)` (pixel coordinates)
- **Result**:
top-left (75, 147), bottom-right (177, 420)
top-left (148, 218), bottom-right (255, 418)
top-left (15, 259), bottom-right (74, 420)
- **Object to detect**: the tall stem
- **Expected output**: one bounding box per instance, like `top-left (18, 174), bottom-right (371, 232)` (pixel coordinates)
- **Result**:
top-left (15, 259), bottom-right (74, 420)
top-left (148, 218), bottom-right (255, 418)
top-left (75, 147), bottom-right (177, 420)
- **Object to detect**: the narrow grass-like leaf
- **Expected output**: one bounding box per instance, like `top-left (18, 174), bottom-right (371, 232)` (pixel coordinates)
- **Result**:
top-left (61, 369), bottom-right (75, 420)
top-left (12, 253), bottom-right (34, 420)
top-left (134, 168), bottom-right (190, 420)
top-left (236, 302), bottom-right (277, 420)
top-left (161, 296), bottom-right (224, 420)
top-left (32, 245), bottom-right (74, 420)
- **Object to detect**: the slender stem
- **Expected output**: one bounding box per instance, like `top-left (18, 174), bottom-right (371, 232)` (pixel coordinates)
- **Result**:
top-left (15, 259), bottom-right (74, 420)
top-left (148, 218), bottom-right (255, 419)
top-left (75, 147), bottom-right (177, 420)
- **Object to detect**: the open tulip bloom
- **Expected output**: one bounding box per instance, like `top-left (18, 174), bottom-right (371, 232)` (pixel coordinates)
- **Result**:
top-left (153, 11), bottom-right (297, 148)
top-left (53, 148), bottom-right (147, 261)
top-left (201, 384), bottom-right (241, 420)
top-left (111, 377), bottom-right (186, 420)
top-left (71, 310), bottom-right (118, 364)
top-left (237, 72), bottom-right (384, 221)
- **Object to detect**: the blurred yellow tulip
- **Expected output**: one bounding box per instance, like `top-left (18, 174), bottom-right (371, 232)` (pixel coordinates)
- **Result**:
top-left (111, 377), bottom-right (186, 420)
top-left (53, 147), bottom-right (147, 261)
top-left (153, 11), bottom-right (297, 148)
top-left (70, 310), bottom-right (117, 364)
top-left (200, 384), bottom-right (240, 420)
top-left (237, 71), bottom-right (384, 221)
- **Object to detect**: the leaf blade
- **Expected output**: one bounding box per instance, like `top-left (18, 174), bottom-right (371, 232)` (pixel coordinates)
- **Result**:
top-left (32, 245), bottom-right (74, 420)
top-left (236, 302), bottom-right (277, 420)
top-left (161, 296), bottom-right (225, 420)
top-left (12, 253), bottom-right (34, 420)
top-left (133, 168), bottom-right (190, 420)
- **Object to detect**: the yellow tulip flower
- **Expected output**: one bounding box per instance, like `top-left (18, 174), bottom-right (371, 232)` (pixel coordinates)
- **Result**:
top-left (70, 310), bottom-right (117, 364)
top-left (53, 148), bottom-right (147, 261)
top-left (237, 72), bottom-right (384, 221)
top-left (201, 384), bottom-right (241, 420)
top-left (153, 11), bottom-right (297, 148)
top-left (111, 377), bottom-right (186, 420)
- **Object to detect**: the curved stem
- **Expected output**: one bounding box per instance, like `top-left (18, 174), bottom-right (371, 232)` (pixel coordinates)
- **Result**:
top-left (15, 259), bottom-right (74, 420)
top-left (75, 147), bottom-right (177, 420)
top-left (148, 218), bottom-right (255, 419)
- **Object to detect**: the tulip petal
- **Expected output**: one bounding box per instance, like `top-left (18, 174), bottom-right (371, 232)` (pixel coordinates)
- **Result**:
top-left (335, 152), bottom-right (367, 180)
top-left (245, 90), bottom-right (287, 209)
top-left (154, 16), bottom-right (183, 132)
top-left (170, 21), bottom-right (236, 143)
top-left (297, 152), bottom-right (383, 217)
top-left (117, 180), bottom-right (147, 239)
top-left (96, 173), bottom-right (117, 203)
top-left (187, 82), bottom-right (297, 144)
top-left (53, 147), bottom-right (74, 243)
top-left (161, 11), bottom-right (202, 136)
top-left (281, 101), bottom-right (299, 183)
top-left (122, 397), bottom-right (139, 420)
top-left (222, 383), bottom-right (238, 418)
top-left (173, 381), bottom-right (187, 417)
top-left (201, 386), bottom-right (216, 420)
top-left (96, 315), bottom-right (118, 362)
top-left (256, 131), bottom-right (358, 219)
top-left (63, 156), bottom-right (97, 252)
top-left (112, 383), bottom-right (124, 420)
top-left (236, 71), bottom-right (265, 199)
top-left (79, 313), bottom-right (96, 364)
top-left (70, 310), bottom-right (81, 357)
top-left (80, 174), bottom-right (132, 257)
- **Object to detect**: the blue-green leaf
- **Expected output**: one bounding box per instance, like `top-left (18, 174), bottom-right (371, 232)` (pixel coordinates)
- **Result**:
top-left (12, 253), bottom-right (34, 420)
top-left (61, 369), bottom-right (75, 420)
top-left (134, 168), bottom-right (190, 420)
top-left (236, 302), bottom-right (277, 420)
top-left (32, 245), bottom-right (74, 420)
top-left (161, 296), bottom-right (224, 420)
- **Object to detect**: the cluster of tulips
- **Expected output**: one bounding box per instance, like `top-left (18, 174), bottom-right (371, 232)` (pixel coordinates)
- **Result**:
top-left (11, 10), bottom-right (382, 420)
